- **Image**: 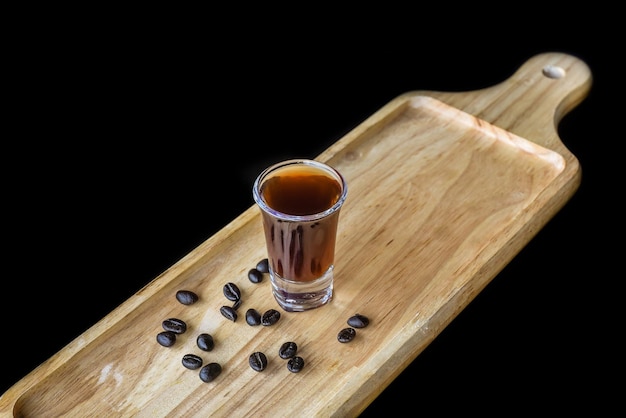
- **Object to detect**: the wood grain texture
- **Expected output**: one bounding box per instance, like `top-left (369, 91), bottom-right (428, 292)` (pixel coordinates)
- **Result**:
top-left (0, 52), bottom-right (591, 418)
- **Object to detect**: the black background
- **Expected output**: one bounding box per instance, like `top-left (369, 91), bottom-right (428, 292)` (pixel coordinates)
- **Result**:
top-left (2, 11), bottom-right (621, 416)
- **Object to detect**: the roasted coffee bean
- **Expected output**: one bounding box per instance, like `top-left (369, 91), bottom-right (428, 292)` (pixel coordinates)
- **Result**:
top-left (232, 298), bottom-right (242, 310)
top-left (176, 290), bottom-right (199, 305)
top-left (197, 333), bottom-right (215, 351)
top-left (261, 309), bottom-right (281, 326)
top-left (199, 362), bottom-right (222, 383)
top-left (278, 341), bottom-right (298, 359)
top-left (223, 282), bottom-right (241, 301)
top-left (156, 331), bottom-right (176, 347)
top-left (287, 356), bottom-right (305, 373)
top-left (162, 318), bottom-right (187, 334)
top-left (220, 305), bottom-right (238, 322)
top-left (182, 354), bottom-right (203, 370)
top-left (245, 308), bottom-right (262, 326)
top-left (256, 258), bottom-right (269, 274)
top-left (248, 268), bottom-right (263, 283)
top-left (337, 327), bottom-right (356, 343)
top-left (249, 351), bottom-right (268, 372)
top-left (347, 314), bottom-right (370, 328)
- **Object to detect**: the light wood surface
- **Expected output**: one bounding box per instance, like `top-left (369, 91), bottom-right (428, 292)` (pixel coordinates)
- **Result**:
top-left (0, 52), bottom-right (591, 417)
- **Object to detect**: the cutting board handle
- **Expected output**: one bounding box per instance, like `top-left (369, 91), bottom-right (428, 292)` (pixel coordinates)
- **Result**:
top-left (412, 52), bottom-right (592, 152)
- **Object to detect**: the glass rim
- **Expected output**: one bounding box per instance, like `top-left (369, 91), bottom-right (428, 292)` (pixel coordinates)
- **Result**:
top-left (252, 158), bottom-right (348, 222)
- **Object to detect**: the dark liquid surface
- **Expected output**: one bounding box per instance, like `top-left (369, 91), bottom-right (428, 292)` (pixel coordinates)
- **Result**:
top-left (261, 167), bottom-right (342, 215)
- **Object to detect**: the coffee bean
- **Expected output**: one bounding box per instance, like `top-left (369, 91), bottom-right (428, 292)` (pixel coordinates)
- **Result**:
top-left (256, 258), bottom-right (269, 273)
top-left (245, 308), bottom-right (262, 326)
top-left (162, 318), bottom-right (187, 334)
top-left (223, 282), bottom-right (241, 302)
top-left (248, 268), bottom-right (263, 283)
top-left (347, 314), bottom-right (370, 328)
top-left (182, 354), bottom-right (203, 370)
top-left (337, 327), bottom-right (356, 343)
top-left (196, 333), bottom-right (215, 351)
top-left (232, 298), bottom-right (242, 310)
top-left (249, 351), bottom-right (268, 372)
top-left (156, 331), bottom-right (176, 347)
top-left (199, 362), bottom-right (222, 383)
top-left (278, 341), bottom-right (298, 359)
top-left (261, 309), bottom-right (281, 326)
top-left (176, 290), bottom-right (199, 305)
top-left (287, 356), bottom-right (305, 373)
top-left (220, 305), bottom-right (238, 322)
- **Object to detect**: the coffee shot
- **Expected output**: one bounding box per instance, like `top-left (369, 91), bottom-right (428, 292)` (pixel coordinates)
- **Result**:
top-left (258, 164), bottom-right (342, 282)
top-left (253, 159), bottom-right (347, 312)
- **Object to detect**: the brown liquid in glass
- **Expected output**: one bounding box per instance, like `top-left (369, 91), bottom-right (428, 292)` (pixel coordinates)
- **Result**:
top-left (260, 166), bottom-right (343, 282)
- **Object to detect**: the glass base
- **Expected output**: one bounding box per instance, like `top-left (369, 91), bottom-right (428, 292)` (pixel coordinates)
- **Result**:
top-left (270, 266), bottom-right (334, 312)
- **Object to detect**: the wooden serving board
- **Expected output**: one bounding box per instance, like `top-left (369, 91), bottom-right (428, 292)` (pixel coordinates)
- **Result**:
top-left (0, 52), bottom-right (591, 417)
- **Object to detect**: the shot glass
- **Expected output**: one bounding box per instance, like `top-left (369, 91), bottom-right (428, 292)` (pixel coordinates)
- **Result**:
top-left (252, 159), bottom-right (348, 312)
